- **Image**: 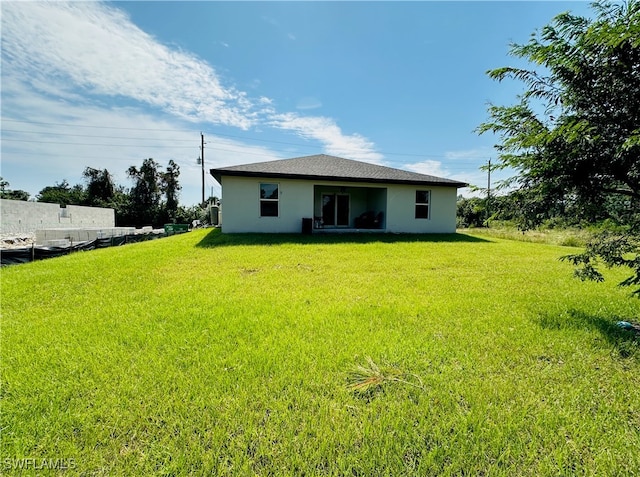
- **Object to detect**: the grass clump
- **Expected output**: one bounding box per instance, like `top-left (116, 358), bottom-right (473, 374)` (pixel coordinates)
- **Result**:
top-left (346, 356), bottom-right (424, 395)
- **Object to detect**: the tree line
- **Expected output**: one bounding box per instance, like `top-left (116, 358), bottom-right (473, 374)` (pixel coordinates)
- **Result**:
top-left (0, 158), bottom-right (209, 228)
top-left (457, 190), bottom-right (636, 231)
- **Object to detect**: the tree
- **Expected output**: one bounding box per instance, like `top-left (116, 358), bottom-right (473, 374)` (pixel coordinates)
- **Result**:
top-left (562, 231), bottom-right (640, 297)
top-left (478, 1), bottom-right (640, 296)
top-left (160, 159), bottom-right (181, 224)
top-left (456, 196), bottom-right (487, 228)
top-left (0, 177), bottom-right (30, 201)
top-left (126, 158), bottom-right (163, 227)
top-left (174, 204), bottom-right (208, 226)
top-left (82, 167), bottom-right (116, 207)
top-left (36, 180), bottom-right (85, 206)
top-left (82, 167), bottom-right (131, 225)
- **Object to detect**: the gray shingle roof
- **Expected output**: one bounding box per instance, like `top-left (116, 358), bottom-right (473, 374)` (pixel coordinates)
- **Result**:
top-left (210, 154), bottom-right (467, 188)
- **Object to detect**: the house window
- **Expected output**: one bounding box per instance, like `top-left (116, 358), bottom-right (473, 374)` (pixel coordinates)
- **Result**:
top-left (415, 190), bottom-right (430, 219)
top-left (260, 183), bottom-right (279, 217)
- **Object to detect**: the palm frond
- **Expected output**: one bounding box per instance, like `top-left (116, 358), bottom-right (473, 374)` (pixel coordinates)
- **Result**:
top-left (346, 357), bottom-right (424, 394)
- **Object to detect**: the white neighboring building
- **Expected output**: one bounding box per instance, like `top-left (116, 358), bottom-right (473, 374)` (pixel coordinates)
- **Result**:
top-left (0, 199), bottom-right (115, 235)
top-left (210, 154), bottom-right (466, 234)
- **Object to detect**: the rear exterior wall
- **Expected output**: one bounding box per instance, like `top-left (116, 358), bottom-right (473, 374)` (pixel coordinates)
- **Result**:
top-left (220, 176), bottom-right (313, 233)
top-left (219, 176), bottom-right (459, 234)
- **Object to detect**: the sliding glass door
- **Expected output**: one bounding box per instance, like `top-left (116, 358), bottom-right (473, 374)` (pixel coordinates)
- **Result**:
top-left (322, 193), bottom-right (350, 227)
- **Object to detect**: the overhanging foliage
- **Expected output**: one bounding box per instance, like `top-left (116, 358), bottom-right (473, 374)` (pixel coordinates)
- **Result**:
top-left (478, 0), bottom-right (640, 297)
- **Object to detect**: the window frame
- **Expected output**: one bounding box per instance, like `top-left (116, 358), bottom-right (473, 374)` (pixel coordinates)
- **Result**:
top-left (415, 190), bottom-right (430, 219)
top-left (259, 182), bottom-right (279, 217)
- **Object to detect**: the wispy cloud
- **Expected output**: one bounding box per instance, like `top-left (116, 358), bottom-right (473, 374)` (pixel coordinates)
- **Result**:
top-left (269, 113), bottom-right (383, 162)
top-left (439, 147), bottom-right (508, 194)
top-left (443, 148), bottom-right (492, 161)
top-left (0, 0), bottom-right (384, 200)
top-left (296, 97), bottom-right (323, 110)
top-left (261, 15), bottom-right (280, 27)
top-left (403, 160), bottom-right (449, 178)
top-left (403, 148), bottom-right (499, 195)
top-left (1, 91), bottom-right (284, 203)
top-left (1, 2), bottom-right (259, 130)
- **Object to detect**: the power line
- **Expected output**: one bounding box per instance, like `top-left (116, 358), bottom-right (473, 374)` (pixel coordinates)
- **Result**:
top-left (1, 153), bottom-right (486, 178)
top-left (1, 118), bottom-right (192, 132)
top-left (1, 138), bottom-right (195, 148)
top-left (1, 149), bottom-right (485, 172)
top-left (2, 139), bottom-right (490, 165)
top-left (0, 150), bottom-right (203, 173)
top-left (2, 117), bottom-right (492, 161)
top-left (1, 128), bottom-right (195, 142)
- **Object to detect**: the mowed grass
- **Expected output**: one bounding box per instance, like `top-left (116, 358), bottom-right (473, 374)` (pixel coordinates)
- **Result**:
top-left (1, 229), bottom-right (638, 476)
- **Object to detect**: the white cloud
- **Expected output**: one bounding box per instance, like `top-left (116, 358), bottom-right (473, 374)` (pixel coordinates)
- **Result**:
top-left (261, 16), bottom-right (279, 27)
top-left (1, 1), bottom-right (257, 129)
top-left (403, 158), bottom-right (470, 186)
top-left (0, 81), bottom-right (282, 206)
top-left (444, 148), bottom-right (492, 161)
top-left (399, 147), bottom-right (501, 195)
top-left (403, 160), bottom-right (448, 177)
top-left (296, 97), bottom-right (323, 110)
top-left (439, 147), bottom-right (516, 194)
top-left (1, 1), bottom-right (385, 203)
top-left (1, 1), bottom-right (382, 157)
top-left (269, 113), bottom-right (383, 162)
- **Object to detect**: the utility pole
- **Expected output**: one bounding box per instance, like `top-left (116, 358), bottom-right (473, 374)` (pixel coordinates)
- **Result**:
top-left (486, 158), bottom-right (492, 228)
top-left (201, 132), bottom-right (205, 207)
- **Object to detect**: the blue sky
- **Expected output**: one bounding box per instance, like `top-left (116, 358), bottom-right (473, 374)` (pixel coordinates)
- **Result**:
top-left (1, 1), bottom-right (593, 206)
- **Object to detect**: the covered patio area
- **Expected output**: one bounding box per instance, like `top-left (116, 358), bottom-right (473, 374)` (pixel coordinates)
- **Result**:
top-left (313, 185), bottom-right (387, 231)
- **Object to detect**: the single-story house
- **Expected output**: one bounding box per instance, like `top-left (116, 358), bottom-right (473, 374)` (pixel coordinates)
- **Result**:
top-left (210, 154), bottom-right (467, 233)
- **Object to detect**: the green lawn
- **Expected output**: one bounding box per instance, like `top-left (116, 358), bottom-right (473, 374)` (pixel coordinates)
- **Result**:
top-left (1, 229), bottom-right (638, 476)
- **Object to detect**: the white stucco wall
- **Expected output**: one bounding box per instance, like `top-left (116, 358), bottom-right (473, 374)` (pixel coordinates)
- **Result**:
top-left (220, 176), bottom-right (314, 233)
top-left (385, 184), bottom-right (458, 233)
top-left (219, 176), bottom-right (459, 233)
